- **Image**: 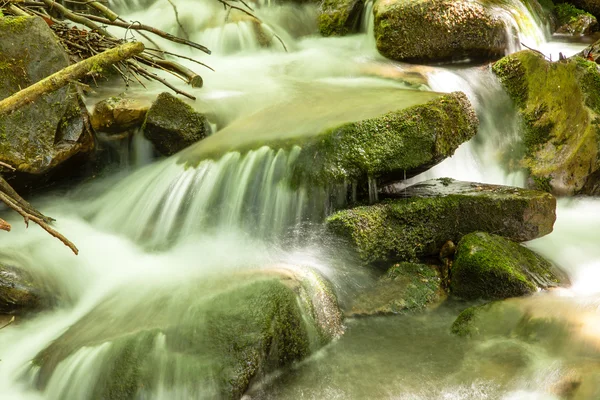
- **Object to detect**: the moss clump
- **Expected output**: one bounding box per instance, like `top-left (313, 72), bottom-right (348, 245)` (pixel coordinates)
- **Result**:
top-left (451, 305), bottom-right (480, 337)
top-left (291, 92), bottom-right (478, 187)
top-left (554, 3), bottom-right (598, 34)
top-left (318, 0), bottom-right (363, 37)
top-left (0, 16), bottom-right (29, 33)
top-left (492, 50), bottom-right (600, 195)
top-left (349, 262), bottom-right (444, 316)
top-left (326, 179), bottom-right (556, 264)
top-left (451, 232), bottom-right (566, 300)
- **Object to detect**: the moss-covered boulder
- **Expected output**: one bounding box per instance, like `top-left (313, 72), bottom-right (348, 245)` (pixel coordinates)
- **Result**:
top-left (373, 0), bottom-right (508, 63)
top-left (143, 92), bottom-right (211, 156)
top-left (554, 3), bottom-right (598, 34)
top-left (326, 178), bottom-right (556, 264)
top-left (451, 232), bottom-right (568, 300)
top-left (348, 262), bottom-right (444, 316)
top-left (32, 268), bottom-right (342, 399)
top-left (318, 0), bottom-right (364, 36)
top-left (291, 92), bottom-right (478, 187)
top-left (91, 96), bottom-right (149, 135)
top-left (0, 16), bottom-right (94, 174)
top-left (0, 262), bottom-right (56, 315)
top-left (492, 50), bottom-right (600, 195)
top-left (556, 0), bottom-right (600, 20)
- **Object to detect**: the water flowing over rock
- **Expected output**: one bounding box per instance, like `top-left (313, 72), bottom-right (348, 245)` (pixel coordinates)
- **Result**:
top-left (373, 0), bottom-right (509, 63)
top-left (318, 0), bottom-right (364, 36)
top-left (326, 178), bottom-right (556, 264)
top-left (492, 50), bottom-right (600, 195)
top-left (0, 16), bottom-right (93, 174)
top-left (451, 232), bottom-right (568, 300)
top-left (31, 267), bottom-right (343, 400)
top-left (143, 92), bottom-right (211, 156)
top-left (348, 262), bottom-right (444, 316)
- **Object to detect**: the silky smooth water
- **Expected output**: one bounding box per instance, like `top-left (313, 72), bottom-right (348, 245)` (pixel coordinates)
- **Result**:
top-left (1, 0), bottom-right (599, 399)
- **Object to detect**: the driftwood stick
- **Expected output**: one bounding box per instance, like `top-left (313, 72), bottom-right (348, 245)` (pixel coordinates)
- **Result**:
top-left (0, 191), bottom-right (78, 255)
top-left (0, 41), bottom-right (144, 115)
top-left (87, 1), bottom-right (119, 21)
top-left (40, 0), bottom-right (110, 36)
top-left (0, 177), bottom-right (51, 223)
top-left (0, 218), bottom-right (11, 232)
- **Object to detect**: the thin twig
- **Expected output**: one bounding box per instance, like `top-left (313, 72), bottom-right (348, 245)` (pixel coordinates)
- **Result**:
top-left (520, 42), bottom-right (551, 62)
top-left (167, 0), bottom-right (190, 40)
top-left (0, 161), bottom-right (16, 171)
top-left (0, 316), bottom-right (15, 330)
top-left (145, 48), bottom-right (216, 72)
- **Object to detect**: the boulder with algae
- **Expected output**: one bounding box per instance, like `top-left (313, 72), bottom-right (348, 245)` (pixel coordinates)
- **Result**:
top-left (554, 3), bottom-right (598, 35)
top-left (451, 232), bottom-right (568, 300)
top-left (32, 267), bottom-right (343, 400)
top-left (0, 16), bottom-right (93, 174)
top-left (326, 178), bottom-right (556, 264)
top-left (492, 50), bottom-right (600, 195)
top-left (318, 0), bottom-right (364, 36)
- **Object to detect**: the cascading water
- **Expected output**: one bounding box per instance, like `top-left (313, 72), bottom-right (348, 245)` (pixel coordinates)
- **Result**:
top-left (2, 0), bottom-right (600, 399)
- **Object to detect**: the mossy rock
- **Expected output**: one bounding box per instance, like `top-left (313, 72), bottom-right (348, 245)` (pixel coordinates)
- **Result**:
top-left (555, 0), bottom-right (600, 20)
top-left (0, 16), bottom-right (93, 175)
top-left (554, 3), bottom-right (598, 34)
top-left (318, 0), bottom-right (364, 36)
top-left (348, 262), bottom-right (444, 316)
top-left (326, 178), bottom-right (556, 264)
top-left (143, 92), bottom-right (211, 156)
top-left (91, 96), bottom-right (149, 134)
top-left (0, 262), bottom-right (56, 315)
top-left (373, 0), bottom-right (508, 63)
top-left (451, 232), bottom-right (568, 300)
top-left (32, 268), bottom-right (342, 399)
top-left (492, 50), bottom-right (600, 195)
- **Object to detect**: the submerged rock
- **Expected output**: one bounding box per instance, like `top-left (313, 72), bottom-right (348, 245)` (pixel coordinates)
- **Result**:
top-left (143, 92), bottom-right (211, 156)
top-left (318, 0), bottom-right (364, 36)
top-left (33, 268), bottom-right (342, 399)
top-left (554, 3), bottom-right (598, 35)
top-left (0, 262), bottom-right (55, 315)
top-left (451, 232), bottom-right (568, 300)
top-left (373, 0), bottom-right (508, 63)
top-left (326, 178), bottom-right (556, 264)
top-left (0, 16), bottom-right (94, 174)
top-left (91, 96), bottom-right (149, 134)
top-left (348, 262), bottom-right (444, 316)
top-left (492, 50), bottom-right (600, 195)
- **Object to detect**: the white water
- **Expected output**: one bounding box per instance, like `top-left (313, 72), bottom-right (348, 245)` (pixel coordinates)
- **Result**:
top-left (1, 0), bottom-right (600, 398)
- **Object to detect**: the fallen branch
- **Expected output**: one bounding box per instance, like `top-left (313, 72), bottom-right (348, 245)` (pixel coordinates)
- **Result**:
top-left (0, 41), bottom-right (144, 115)
top-left (0, 316), bottom-right (15, 330)
top-left (0, 218), bottom-right (10, 232)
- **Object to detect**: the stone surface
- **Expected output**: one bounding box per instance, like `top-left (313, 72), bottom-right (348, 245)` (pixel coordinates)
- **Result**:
top-left (0, 262), bottom-right (56, 315)
top-left (373, 0), bottom-right (508, 63)
top-left (0, 16), bottom-right (94, 174)
top-left (32, 268), bottom-right (343, 399)
top-left (556, 0), bottom-right (600, 20)
top-left (143, 92), bottom-right (210, 156)
top-left (91, 96), bottom-right (149, 134)
top-left (326, 178), bottom-right (556, 264)
top-left (348, 262), bottom-right (444, 316)
top-left (493, 50), bottom-right (600, 195)
top-left (451, 232), bottom-right (568, 300)
top-left (554, 3), bottom-right (598, 34)
top-left (318, 0), bottom-right (364, 36)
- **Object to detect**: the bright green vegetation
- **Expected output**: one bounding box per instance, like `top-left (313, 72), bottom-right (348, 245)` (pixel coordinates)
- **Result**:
top-left (451, 232), bottom-right (566, 300)
top-left (326, 179), bottom-right (556, 264)
top-left (492, 50), bottom-right (600, 194)
top-left (555, 3), bottom-right (594, 24)
top-left (349, 262), bottom-right (444, 316)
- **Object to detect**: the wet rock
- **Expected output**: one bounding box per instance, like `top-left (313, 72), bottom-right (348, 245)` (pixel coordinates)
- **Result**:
top-left (318, 0), bottom-right (364, 36)
top-left (291, 92), bottom-right (478, 188)
top-left (32, 268), bottom-right (342, 400)
top-left (451, 232), bottom-right (568, 300)
top-left (373, 0), bottom-right (508, 63)
top-left (554, 3), bottom-right (598, 34)
top-left (348, 262), bottom-right (444, 317)
top-left (327, 178), bottom-right (556, 264)
top-left (0, 16), bottom-right (94, 175)
top-left (143, 92), bottom-right (211, 156)
top-left (492, 50), bottom-right (600, 195)
top-left (91, 96), bottom-right (149, 134)
top-left (0, 262), bottom-right (55, 314)
top-left (558, 0), bottom-right (600, 20)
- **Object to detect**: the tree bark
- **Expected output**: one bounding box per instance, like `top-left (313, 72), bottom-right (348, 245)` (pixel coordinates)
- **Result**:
top-left (0, 41), bottom-right (145, 115)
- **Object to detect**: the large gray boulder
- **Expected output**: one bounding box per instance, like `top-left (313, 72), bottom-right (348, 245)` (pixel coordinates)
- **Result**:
top-left (32, 267), bottom-right (343, 399)
top-left (492, 50), bottom-right (600, 195)
top-left (143, 92), bottom-right (211, 156)
top-left (373, 0), bottom-right (508, 63)
top-left (0, 16), bottom-right (93, 174)
top-left (451, 232), bottom-right (568, 300)
top-left (326, 178), bottom-right (556, 263)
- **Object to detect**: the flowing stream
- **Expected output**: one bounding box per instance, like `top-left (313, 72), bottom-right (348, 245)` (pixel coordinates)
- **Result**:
top-left (1, 0), bottom-right (600, 399)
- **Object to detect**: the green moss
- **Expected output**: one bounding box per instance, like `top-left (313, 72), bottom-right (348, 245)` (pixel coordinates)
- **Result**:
top-left (451, 232), bottom-right (564, 300)
top-left (451, 306), bottom-right (478, 337)
top-left (291, 93), bottom-right (477, 187)
top-left (554, 3), bottom-right (594, 25)
top-left (532, 175), bottom-right (553, 192)
top-left (492, 50), bottom-right (600, 194)
top-left (0, 16), bottom-right (29, 32)
top-left (318, 0), bottom-right (363, 37)
top-left (326, 179), bottom-right (555, 264)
